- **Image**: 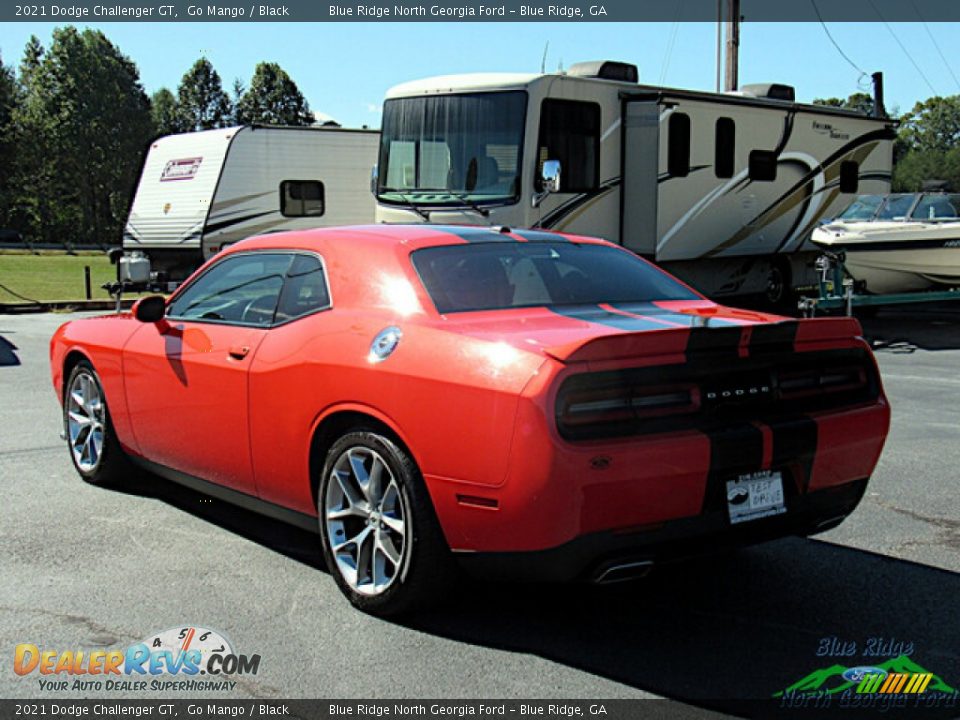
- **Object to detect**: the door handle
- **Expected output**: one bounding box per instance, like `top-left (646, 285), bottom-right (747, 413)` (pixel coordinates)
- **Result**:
top-left (228, 345), bottom-right (251, 360)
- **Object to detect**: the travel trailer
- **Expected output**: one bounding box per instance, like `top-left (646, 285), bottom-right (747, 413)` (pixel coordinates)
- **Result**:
top-left (373, 61), bottom-right (895, 300)
top-left (124, 125), bottom-right (380, 283)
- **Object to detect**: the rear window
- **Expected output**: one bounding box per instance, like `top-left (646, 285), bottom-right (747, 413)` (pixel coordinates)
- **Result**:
top-left (411, 242), bottom-right (698, 314)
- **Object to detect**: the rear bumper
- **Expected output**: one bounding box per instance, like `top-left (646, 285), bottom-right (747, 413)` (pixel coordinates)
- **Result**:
top-left (455, 477), bottom-right (868, 583)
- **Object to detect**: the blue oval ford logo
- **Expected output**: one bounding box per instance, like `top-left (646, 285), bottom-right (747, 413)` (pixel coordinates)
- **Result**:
top-left (842, 666), bottom-right (887, 683)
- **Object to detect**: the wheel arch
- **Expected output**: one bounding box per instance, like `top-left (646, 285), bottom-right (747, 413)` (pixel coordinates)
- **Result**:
top-left (61, 349), bottom-right (94, 399)
top-left (308, 405), bottom-right (419, 509)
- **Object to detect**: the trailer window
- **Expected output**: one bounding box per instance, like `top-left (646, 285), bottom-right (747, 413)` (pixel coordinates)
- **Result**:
top-left (839, 161), bottom-right (859, 194)
top-left (280, 180), bottom-right (325, 217)
top-left (536, 100), bottom-right (601, 193)
top-left (715, 117), bottom-right (735, 179)
top-left (748, 150), bottom-right (777, 182)
top-left (667, 112), bottom-right (691, 178)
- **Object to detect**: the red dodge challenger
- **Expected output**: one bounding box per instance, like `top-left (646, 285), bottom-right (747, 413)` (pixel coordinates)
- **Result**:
top-left (51, 225), bottom-right (890, 615)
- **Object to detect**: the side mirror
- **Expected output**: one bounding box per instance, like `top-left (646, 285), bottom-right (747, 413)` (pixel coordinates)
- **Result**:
top-left (532, 159), bottom-right (562, 208)
top-left (133, 295), bottom-right (166, 323)
top-left (541, 159), bottom-right (561, 194)
top-left (370, 164), bottom-right (379, 195)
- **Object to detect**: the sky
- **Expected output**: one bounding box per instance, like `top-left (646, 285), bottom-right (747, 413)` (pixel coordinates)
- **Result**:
top-left (1, 21), bottom-right (959, 127)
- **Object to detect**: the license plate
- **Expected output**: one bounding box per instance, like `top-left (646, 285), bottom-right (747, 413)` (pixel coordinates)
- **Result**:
top-left (726, 470), bottom-right (786, 525)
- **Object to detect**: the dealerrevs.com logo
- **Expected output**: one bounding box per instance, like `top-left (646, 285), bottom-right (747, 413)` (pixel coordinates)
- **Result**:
top-left (14, 626), bottom-right (260, 693)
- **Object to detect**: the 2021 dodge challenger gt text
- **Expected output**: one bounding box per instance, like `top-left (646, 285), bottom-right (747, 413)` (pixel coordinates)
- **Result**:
top-left (51, 224), bottom-right (890, 615)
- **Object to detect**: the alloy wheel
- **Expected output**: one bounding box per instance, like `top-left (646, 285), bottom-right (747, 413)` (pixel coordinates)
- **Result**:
top-left (67, 371), bottom-right (105, 473)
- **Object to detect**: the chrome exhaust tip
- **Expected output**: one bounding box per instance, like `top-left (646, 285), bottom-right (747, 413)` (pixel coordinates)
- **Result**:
top-left (592, 559), bottom-right (654, 584)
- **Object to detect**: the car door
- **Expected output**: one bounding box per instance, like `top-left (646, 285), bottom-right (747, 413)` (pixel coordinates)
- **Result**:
top-left (123, 252), bottom-right (293, 495)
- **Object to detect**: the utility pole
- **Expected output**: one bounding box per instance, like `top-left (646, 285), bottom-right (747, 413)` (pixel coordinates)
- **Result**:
top-left (724, 0), bottom-right (740, 92)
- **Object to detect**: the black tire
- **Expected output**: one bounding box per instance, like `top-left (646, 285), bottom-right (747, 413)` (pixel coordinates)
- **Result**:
top-left (318, 429), bottom-right (457, 616)
top-left (63, 360), bottom-right (132, 487)
top-left (766, 259), bottom-right (797, 314)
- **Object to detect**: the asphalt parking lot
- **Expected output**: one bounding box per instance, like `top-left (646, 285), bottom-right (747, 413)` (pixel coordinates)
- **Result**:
top-left (1, 306), bottom-right (959, 713)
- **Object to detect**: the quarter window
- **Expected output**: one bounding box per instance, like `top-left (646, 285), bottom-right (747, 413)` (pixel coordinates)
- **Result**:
top-left (280, 180), bottom-right (325, 217)
top-left (537, 99), bottom-right (601, 193)
top-left (275, 254), bottom-right (331, 322)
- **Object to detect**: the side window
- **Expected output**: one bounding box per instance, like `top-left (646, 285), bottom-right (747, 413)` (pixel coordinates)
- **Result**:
top-left (280, 180), bottom-right (325, 217)
top-left (715, 117), bottom-right (735, 179)
top-left (167, 253), bottom-right (291, 325)
top-left (275, 254), bottom-right (331, 323)
top-left (839, 161), bottom-right (859, 194)
top-left (667, 112), bottom-right (691, 178)
top-left (749, 150), bottom-right (778, 182)
top-left (537, 99), bottom-right (601, 193)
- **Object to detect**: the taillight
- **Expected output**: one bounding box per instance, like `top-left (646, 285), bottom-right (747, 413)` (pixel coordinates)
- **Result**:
top-left (776, 365), bottom-right (867, 400)
top-left (557, 381), bottom-right (700, 437)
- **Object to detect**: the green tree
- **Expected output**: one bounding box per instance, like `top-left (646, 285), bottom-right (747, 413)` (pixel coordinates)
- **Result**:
top-left (11, 27), bottom-right (152, 248)
top-left (0, 51), bottom-right (19, 229)
top-left (813, 92), bottom-right (875, 116)
top-left (897, 95), bottom-right (960, 154)
top-left (150, 87), bottom-right (181, 137)
top-left (235, 62), bottom-right (313, 126)
top-left (177, 57), bottom-right (232, 131)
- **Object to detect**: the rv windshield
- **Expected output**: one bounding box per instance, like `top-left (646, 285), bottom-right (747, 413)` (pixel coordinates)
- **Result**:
top-left (377, 91), bottom-right (527, 208)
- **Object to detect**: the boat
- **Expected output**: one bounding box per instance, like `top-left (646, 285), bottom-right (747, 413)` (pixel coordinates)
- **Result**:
top-left (811, 191), bottom-right (960, 294)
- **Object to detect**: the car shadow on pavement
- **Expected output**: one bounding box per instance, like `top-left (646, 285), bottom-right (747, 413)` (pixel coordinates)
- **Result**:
top-left (401, 540), bottom-right (960, 718)
top-left (115, 472), bottom-right (960, 718)
top-left (0, 334), bottom-right (21, 366)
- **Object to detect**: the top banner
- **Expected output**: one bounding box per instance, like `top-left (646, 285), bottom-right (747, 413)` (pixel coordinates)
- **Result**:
top-left (6, 0), bottom-right (960, 22)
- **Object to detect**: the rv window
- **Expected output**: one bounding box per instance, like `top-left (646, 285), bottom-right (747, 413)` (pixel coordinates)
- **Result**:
top-left (748, 150), bottom-right (777, 182)
top-left (280, 180), bottom-right (325, 217)
top-left (536, 99), bottom-right (600, 193)
top-left (667, 112), bottom-right (691, 178)
top-left (839, 161), bottom-right (859, 194)
top-left (715, 117), bottom-right (735, 179)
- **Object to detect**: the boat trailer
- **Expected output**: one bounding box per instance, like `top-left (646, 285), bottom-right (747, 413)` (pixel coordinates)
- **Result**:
top-left (799, 250), bottom-right (960, 317)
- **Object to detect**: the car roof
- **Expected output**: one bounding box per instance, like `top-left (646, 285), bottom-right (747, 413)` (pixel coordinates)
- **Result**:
top-left (228, 224), bottom-right (612, 255)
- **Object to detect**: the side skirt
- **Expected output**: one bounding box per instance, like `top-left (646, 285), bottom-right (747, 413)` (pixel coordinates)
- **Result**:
top-left (129, 456), bottom-right (319, 534)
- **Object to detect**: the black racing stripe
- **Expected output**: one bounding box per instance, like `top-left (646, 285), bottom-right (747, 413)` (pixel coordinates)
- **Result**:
top-left (749, 321), bottom-right (799, 355)
top-left (511, 229), bottom-right (568, 243)
top-left (685, 325), bottom-right (743, 360)
top-left (204, 210), bottom-right (275, 234)
top-left (701, 423), bottom-right (765, 514)
top-left (438, 226), bottom-right (515, 243)
top-left (767, 416), bottom-right (819, 493)
top-left (549, 305), bottom-right (669, 332)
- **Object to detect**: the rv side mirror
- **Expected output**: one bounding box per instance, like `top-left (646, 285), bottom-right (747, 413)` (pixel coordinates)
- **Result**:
top-left (541, 159), bottom-right (561, 194)
top-left (370, 164), bottom-right (379, 195)
top-left (133, 295), bottom-right (166, 323)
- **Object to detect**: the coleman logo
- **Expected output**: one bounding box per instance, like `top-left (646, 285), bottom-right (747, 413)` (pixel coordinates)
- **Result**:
top-left (161, 157), bottom-right (202, 182)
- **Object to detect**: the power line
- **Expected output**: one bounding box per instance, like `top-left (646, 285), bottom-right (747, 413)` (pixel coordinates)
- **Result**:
top-left (659, 6), bottom-right (683, 86)
top-left (910, 0), bottom-right (960, 93)
top-left (809, 0), bottom-right (866, 78)
top-left (867, 0), bottom-right (938, 96)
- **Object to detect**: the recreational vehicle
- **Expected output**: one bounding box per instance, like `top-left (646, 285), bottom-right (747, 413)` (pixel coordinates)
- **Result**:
top-left (124, 125), bottom-right (380, 283)
top-left (373, 61), bottom-right (895, 300)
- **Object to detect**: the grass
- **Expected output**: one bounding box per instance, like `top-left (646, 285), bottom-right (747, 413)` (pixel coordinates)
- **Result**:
top-left (0, 251), bottom-right (116, 302)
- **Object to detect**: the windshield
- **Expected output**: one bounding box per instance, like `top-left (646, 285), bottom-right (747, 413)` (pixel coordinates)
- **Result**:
top-left (875, 194), bottom-right (918, 221)
top-left (909, 193), bottom-right (960, 221)
top-left (377, 91), bottom-right (527, 207)
top-left (411, 242), bottom-right (699, 314)
top-left (838, 195), bottom-right (882, 221)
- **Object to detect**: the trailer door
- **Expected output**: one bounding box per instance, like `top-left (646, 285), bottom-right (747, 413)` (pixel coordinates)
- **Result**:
top-left (620, 100), bottom-right (660, 256)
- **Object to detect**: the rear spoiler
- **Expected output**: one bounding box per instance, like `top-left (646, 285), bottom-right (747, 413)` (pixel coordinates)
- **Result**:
top-left (544, 317), bottom-right (864, 364)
